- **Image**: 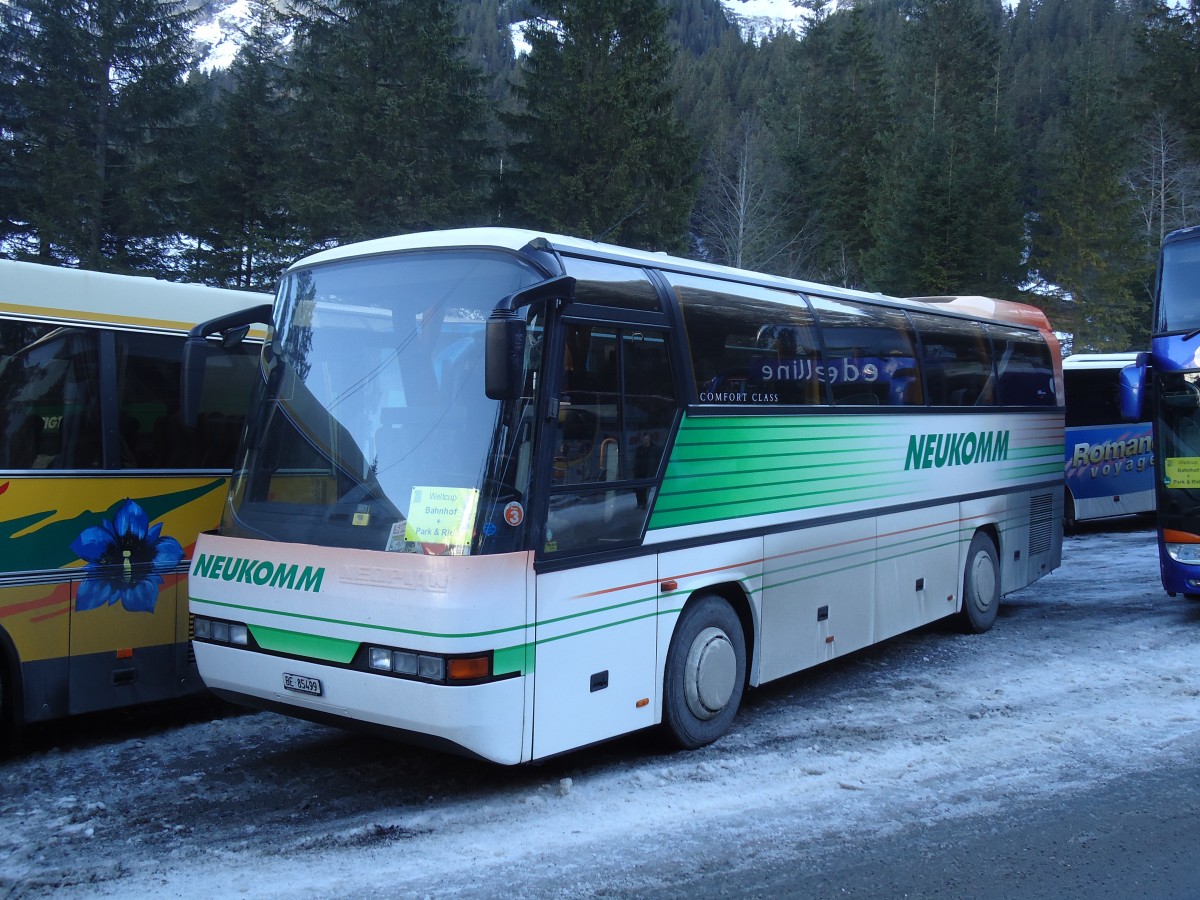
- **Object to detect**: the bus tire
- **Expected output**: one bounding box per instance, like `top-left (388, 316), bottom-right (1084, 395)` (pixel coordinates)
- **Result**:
top-left (959, 532), bottom-right (1000, 634)
top-left (662, 594), bottom-right (746, 750)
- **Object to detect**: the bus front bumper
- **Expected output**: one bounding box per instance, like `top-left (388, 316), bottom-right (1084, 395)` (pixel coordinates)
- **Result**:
top-left (194, 641), bottom-right (528, 765)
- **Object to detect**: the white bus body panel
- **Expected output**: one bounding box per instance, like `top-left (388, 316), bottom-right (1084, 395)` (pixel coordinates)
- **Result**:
top-left (531, 557), bottom-right (659, 759)
top-left (190, 535), bottom-right (533, 764)
top-left (758, 520), bottom-right (874, 683)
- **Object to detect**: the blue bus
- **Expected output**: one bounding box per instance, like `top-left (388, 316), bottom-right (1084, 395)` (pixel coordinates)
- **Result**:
top-left (1063, 353), bottom-right (1153, 530)
top-left (1123, 225), bottom-right (1200, 595)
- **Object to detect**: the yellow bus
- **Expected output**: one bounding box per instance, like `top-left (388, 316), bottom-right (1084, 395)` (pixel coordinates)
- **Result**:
top-left (0, 260), bottom-right (269, 745)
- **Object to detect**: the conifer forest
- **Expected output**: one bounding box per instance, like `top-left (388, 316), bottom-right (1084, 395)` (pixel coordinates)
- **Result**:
top-left (2, 0), bottom-right (1198, 350)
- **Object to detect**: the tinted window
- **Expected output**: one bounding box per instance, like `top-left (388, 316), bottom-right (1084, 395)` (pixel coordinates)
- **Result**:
top-left (545, 323), bottom-right (676, 555)
top-left (910, 313), bottom-right (995, 407)
top-left (117, 331), bottom-right (258, 469)
top-left (988, 325), bottom-right (1056, 407)
top-left (809, 297), bottom-right (922, 406)
top-left (567, 258), bottom-right (662, 311)
top-left (0, 322), bottom-right (101, 469)
top-left (1064, 367), bottom-right (1121, 427)
top-left (671, 272), bottom-right (820, 405)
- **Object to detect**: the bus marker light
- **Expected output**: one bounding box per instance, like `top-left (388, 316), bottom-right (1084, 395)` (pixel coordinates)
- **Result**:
top-left (448, 656), bottom-right (489, 681)
top-left (636, 698), bottom-right (649, 708)
top-left (825, 635), bottom-right (835, 644)
top-left (661, 579), bottom-right (678, 592)
top-left (116, 648), bottom-right (133, 660)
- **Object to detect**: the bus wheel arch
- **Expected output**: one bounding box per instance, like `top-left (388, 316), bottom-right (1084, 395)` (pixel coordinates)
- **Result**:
top-left (662, 591), bottom-right (748, 750)
top-left (1064, 490), bottom-right (1077, 534)
top-left (958, 529), bottom-right (1001, 634)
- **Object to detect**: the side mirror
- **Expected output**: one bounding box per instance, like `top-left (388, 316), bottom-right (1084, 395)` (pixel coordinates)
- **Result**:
top-left (1119, 353), bottom-right (1148, 422)
top-left (181, 303), bottom-right (273, 427)
top-left (484, 275), bottom-right (575, 401)
top-left (485, 314), bottom-right (527, 400)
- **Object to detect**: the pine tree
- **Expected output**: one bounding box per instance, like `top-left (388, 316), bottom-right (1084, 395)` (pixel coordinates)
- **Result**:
top-left (503, 0), bottom-right (698, 252)
top-left (864, 0), bottom-right (1023, 296)
top-left (183, 1), bottom-right (301, 288)
top-left (782, 6), bottom-right (892, 287)
top-left (283, 0), bottom-right (492, 246)
top-left (0, 0), bottom-right (198, 271)
top-left (1028, 44), bottom-right (1149, 350)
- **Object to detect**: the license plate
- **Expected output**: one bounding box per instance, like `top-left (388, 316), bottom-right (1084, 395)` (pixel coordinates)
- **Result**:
top-left (283, 673), bottom-right (322, 696)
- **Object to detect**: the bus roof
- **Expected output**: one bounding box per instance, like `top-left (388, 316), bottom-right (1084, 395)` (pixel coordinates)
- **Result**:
top-left (288, 227), bottom-right (1052, 331)
top-left (0, 259), bottom-right (269, 333)
top-left (1164, 224), bottom-right (1200, 246)
top-left (1062, 352), bottom-right (1141, 370)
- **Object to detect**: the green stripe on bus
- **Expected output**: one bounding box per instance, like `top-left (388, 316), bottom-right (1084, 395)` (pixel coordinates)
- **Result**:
top-left (249, 624), bottom-right (359, 664)
top-left (493, 644), bottom-right (531, 676)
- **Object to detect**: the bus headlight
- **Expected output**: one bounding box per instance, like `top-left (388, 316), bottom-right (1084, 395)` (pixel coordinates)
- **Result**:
top-left (366, 645), bottom-right (490, 684)
top-left (1166, 542), bottom-right (1200, 564)
top-left (192, 615), bottom-right (252, 646)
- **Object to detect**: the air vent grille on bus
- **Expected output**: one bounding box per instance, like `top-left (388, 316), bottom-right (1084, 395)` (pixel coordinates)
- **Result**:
top-left (1029, 493), bottom-right (1054, 556)
top-left (187, 614), bottom-right (197, 665)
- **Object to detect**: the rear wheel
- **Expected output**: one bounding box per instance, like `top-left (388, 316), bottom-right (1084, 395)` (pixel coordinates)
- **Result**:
top-left (958, 532), bottom-right (1000, 634)
top-left (662, 594), bottom-right (746, 749)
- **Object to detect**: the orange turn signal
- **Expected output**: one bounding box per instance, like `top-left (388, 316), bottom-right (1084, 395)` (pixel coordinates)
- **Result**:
top-left (447, 656), bottom-right (490, 681)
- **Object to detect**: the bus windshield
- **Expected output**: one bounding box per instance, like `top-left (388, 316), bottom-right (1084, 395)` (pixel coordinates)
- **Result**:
top-left (1157, 239), bottom-right (1200, 334)
top-left (223, 249), bottom-right (543, 554)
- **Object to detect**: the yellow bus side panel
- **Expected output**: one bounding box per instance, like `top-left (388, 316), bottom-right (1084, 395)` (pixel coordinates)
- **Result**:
top-left (0, 475), bottom-right (229, 662)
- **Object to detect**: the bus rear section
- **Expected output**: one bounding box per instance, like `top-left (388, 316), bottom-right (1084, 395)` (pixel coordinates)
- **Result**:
top-left (1062, 353), bottom-right (1153, 528)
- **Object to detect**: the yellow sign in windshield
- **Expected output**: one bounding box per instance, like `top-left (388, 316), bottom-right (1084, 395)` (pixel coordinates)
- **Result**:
top-left (1164, 457), bottom-right (1200, 489)
top-left (404, 486), bottom-right (479, 546)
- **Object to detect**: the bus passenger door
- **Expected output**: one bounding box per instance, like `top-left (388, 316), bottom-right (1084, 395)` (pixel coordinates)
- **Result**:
top-left (530, 318), bottom-right (678, 759)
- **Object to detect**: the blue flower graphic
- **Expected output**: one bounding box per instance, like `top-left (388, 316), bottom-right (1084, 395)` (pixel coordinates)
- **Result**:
top-left (70, 499), bottom-right (184, 613)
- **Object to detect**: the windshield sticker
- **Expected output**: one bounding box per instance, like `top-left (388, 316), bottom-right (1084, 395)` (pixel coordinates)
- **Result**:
top-left (1164, 457), bottom-right (1200, 489)
top-left (385, 521), bottom-right (407, 552)
top-left (405, 487), bottom-right (479, 547)
top-left (352, 504), bottom-right (371, 526)
top-left (504, 501), bottom-right (524, 527)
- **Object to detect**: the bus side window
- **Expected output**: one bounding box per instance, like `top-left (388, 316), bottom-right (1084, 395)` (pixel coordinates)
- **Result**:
top-left (910, 313), bottom-right (996, 407)
top-left (988, 325), bottom-right (1057, 407)
top-left (0, 322), bottom-right (101, 470)
top-left (115, 331), bottom-right (258, 470)
top-left (669, 272), bottom-right (819, 405)
top-left (544, 323), bottom-right (677, 555)
top-left (809, 297), bottom-right (922, 406)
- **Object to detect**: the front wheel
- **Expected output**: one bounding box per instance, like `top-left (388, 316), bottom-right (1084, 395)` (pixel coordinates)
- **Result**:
top-left (958, 532), bottom-right (1000, 634)
top-left (662, 594), bottom-right (746, 749)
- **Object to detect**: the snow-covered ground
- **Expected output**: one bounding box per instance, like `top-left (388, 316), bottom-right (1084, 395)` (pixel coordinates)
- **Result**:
top-left (3, 523), bottom-right (1198, 897)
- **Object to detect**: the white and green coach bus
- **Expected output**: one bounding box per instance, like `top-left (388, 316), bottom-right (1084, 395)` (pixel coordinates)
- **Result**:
top-left (187, 227), bottom-right (1064, 764)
